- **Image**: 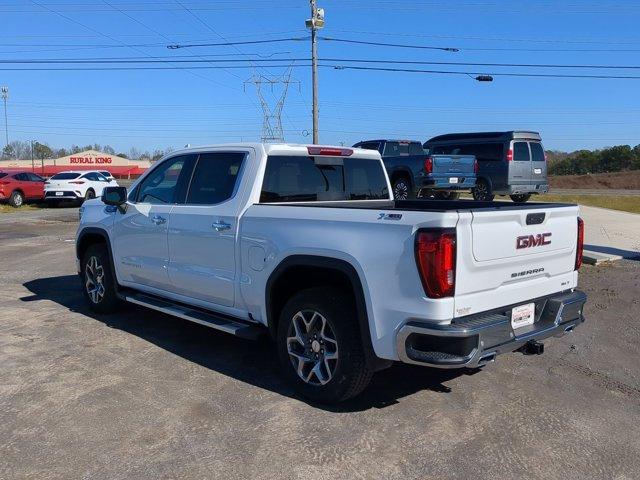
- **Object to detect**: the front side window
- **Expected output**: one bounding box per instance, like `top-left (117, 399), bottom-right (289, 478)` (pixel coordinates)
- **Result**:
top-left (83, 172), bottom-right (99, 181)
top-left (137, 155), bottom-right (189, 204)
top-left (513, 142), bottom-right (531, 162)
top-left (260, 155), bottom-right (389, 203)
top-left (185, 152), bottom-right (245, 205)
top-left (26, 173), bottom-right (44, 182)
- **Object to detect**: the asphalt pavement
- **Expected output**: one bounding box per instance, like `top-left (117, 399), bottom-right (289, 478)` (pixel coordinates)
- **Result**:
top-left (1, 206), bottom-right (639, 479)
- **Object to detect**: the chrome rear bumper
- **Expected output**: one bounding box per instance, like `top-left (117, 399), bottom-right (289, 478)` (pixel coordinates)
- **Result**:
top-left (396, 290), bottom-right (586, 368)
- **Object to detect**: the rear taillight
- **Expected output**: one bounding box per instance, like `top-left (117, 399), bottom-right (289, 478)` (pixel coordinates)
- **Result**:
top-left (575, 217), bottom-right (584, 270)
top-left (70, 181), bottom-right (85, 184)
top-left (473, 158), bottom-right (479, 174)
top-left (415, 228), bottom-right (456, 298)
top-left (424, 156), bottom-right (433, 174)
top-left (506, 149), bottom-right (513, 162)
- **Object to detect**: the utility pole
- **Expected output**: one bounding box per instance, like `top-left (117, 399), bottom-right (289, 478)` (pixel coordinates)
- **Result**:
top-left (1, 87), bottom-right (8, 148)
top-left (306, 2), bottom-right (324, 144)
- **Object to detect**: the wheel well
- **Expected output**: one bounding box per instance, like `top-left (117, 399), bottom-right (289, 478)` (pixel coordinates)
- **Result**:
top-left (268, 265), bottom-right (353, 336)
top-left (11, 188), bottom-right (24, 197)
top-left (77, 231), bottom-right (107, 262)
top-left (390, 171), bottom-right (411, 185)
top-left (265, 256), bottom-right (390, 371)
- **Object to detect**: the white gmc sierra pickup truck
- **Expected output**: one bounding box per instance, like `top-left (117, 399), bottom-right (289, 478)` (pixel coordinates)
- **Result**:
top-left (76, 143), bottom-right (587, 403)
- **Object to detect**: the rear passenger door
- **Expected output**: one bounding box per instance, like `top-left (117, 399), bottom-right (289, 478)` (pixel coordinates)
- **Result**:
top-left (509, 141), bottom-right (531, 185)
top-left (529, 142), bottom-right (547, 185)
top-left (167, 151), bottom-right (246, 307)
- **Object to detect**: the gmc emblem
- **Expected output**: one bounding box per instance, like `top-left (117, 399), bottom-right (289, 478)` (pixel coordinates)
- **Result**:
top-left (516, 233), bottom-right (552, 249)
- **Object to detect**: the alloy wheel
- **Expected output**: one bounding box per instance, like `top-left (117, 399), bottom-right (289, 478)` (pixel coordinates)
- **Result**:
top-left (286, 310), bottom-right (339, 386)
top-left (85, 255), bottom-right (105, 304)
top-left (394, 180), bottom-right (409, 200)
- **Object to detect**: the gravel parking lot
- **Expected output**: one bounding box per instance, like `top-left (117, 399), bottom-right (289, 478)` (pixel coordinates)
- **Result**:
top-left (1, 207), bottom-right (639, 480)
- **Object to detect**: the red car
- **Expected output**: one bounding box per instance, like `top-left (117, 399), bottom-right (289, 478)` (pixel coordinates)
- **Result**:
top-left (0, 170), bottom-right (46, 207)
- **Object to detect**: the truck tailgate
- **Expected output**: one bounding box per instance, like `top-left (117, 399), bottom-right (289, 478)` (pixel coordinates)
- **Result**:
top-left (432, 155), bottom-right (475, 175)
top-left (454, 205), bottom-right (580, 317)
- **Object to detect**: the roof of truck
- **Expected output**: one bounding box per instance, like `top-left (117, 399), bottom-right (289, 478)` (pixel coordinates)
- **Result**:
top-left (160, 143), bottom-right (382, 160)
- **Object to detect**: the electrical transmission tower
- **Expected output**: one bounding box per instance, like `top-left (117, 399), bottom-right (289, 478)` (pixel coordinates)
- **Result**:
top-left (245, 69), bottom-right (299, 143)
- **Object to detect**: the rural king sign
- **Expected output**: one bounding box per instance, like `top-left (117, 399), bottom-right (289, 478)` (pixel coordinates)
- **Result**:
top-left (69, 155), bottom-right (112, 164)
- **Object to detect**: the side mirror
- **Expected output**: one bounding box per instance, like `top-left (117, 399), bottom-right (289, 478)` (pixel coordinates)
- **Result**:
top-left (102, 186), bottom-right (127, 206)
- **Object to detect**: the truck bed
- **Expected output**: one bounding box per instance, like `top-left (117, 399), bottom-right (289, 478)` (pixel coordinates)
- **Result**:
top-left (255, 199), bottom-right (575, 212)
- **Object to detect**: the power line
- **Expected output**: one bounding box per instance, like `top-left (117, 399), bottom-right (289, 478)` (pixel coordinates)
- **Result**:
top-left (327, 64), bottom-right (640, 79)
top-left (3, 56), bottom-right (640, 70)
top-left (166, 37), bottom-right (308, 49)
top-left (320, 36), bottom-right (459, 52)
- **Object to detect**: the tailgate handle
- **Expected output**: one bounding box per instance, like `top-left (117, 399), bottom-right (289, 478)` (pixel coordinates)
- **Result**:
top-left (526, 213), bottom-right (545, 225)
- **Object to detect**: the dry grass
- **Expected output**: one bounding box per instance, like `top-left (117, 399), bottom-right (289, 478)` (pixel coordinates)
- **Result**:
top-left (541, 194), bottom-right (640, 214)
top-left (0, 203), bottom-right (39, 213)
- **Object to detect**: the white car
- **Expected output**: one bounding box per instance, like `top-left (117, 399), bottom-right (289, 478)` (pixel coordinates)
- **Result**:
top-left (98, 170), bottom-right (115, 182)
top-left (45, 170), bottom-right (118, 204)
top-left (76, 143), bottom-right (586, 403)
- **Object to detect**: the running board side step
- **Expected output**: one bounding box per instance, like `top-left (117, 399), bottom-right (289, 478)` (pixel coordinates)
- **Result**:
top-left (124, 292), bottom-right (264, 340)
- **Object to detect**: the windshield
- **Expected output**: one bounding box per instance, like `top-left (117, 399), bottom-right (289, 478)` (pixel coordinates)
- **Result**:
top-left (51, 172), bottom-right (81, 180)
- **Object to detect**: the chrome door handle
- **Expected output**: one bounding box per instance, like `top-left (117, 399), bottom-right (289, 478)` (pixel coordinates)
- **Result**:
top-left (212, 220), bottom-right (231, 231)
top-left (151, 215), bottom-right (166, 225)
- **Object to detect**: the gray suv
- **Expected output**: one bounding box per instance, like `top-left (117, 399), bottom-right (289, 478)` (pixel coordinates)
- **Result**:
top-left (424, 131), bottom-right (549, 202)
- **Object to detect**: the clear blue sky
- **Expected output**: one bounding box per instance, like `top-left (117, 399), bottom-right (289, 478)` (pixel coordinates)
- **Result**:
top-left (1, 0), bottom-right (640, 154)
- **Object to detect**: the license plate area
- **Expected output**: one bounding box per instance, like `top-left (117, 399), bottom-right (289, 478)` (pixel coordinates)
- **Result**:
top-left (55, 191), bottom-right (64, 196)
top-left (449, 177), bottom-right (459, 183)
top-left (511, 302), bottom-right (535, 330)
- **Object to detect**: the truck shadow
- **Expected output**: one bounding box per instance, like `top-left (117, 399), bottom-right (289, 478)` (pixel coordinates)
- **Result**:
top-left (21, 275), bottom-right (476, 413)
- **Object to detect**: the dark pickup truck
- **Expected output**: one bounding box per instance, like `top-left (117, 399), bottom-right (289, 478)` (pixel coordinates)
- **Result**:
top-left (353, 139), bottom-right (477, 200)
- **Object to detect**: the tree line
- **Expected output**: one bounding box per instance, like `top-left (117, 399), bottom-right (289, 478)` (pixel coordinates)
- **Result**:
top-left (1, 140), bottom-right (173, 162)
top-left (547, 144), bottom-right (640, 176)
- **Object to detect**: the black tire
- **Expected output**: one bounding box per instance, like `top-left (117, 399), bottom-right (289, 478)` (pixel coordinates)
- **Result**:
top-left (277, 287), bottom-right (373, 404)
top-left (435, 191), bottom-right (460, 200)
top-left (84, 189), bottom-right (96, 201)
top-left (81, 243), bottom-right (120, 314)
top-left (472, 179), bottom-right (495, 201)
top-left (9, 190), bottom-right (24, 208)
top-left (510, 194), bottom-right (531, 203)
top-left (392, 176), bottom-right (415, 200)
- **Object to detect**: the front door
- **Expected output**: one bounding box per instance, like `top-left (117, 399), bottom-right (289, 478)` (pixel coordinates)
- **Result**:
top-left (167, 151), bottom-right (246, 307)
top-left (112, 154), bottom-right (194, 291)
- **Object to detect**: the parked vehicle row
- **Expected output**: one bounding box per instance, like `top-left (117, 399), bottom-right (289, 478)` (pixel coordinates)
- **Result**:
top-left (0, 169), bottom-right (117, 208)
top-left (352, 139), bottom-right (477, 200)
top-left (354, 131), bottom-right (549, 203)
top-left (76, 142), bottom-right (585, 403)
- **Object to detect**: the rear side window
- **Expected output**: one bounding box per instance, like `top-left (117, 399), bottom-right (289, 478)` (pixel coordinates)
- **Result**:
top-left (52, 172), bottom-right (81, 180)
top-left (260, 156), bottom-right (389, 203)
top-left (383, 142), bottom-right (421, 156)
top-left (186, 152), bottom-right (245, 205)
top-left (356, 142), bottom-right (381, 152)
top-left (0, 172), bottom-right (7, 179)
top-left (137, 155), bottom-right (190, 204)
top-left (513, 142), bottom-right (530, 162)
top-left (408, 142), bottom-right (424, 155)
top-left (530, 142), bottom-right (545, 162)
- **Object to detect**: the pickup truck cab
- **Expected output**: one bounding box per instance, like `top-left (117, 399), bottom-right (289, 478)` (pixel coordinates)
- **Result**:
top-left (352, 139), bottom-right (477, 200)
top-left (76, 143), bottom-right (586, 403)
